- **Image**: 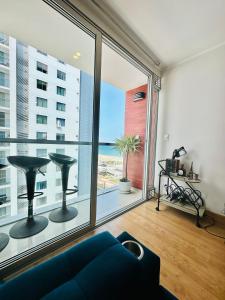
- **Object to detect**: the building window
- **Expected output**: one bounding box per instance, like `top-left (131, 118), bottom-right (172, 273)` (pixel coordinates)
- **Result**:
top-left (36, 114), bottom-right (47, 124)
top-left (37, 49), bottom-right (47, 56)
top-left (0, 169), bottom-right (6, 185)
top-left (56, 133), bottom-right (65, 141)
top-left (56, 102), bottom-right (65, 111)
top-left (0, 193), bottom-right (8, 205)
top-left (0, 131), bottom-right (5, 138)
top-left (0, 112), bottom-right (5, 127)
top-left (0, 71), bottom-right (8, 87)
top-left (56, 118), bottom-right (65, 127)
top-left (37, 79), bottom-right (47, 91)
top-left (37, 61), bottom-right (48, 74)
top-left (0, 51), bottom-right (9, 67)
top-left (36, 97), bottom-right (47, 108)
top-left (57, 70), bottom-right (66, 81)
top-left (36, 131), bottom-right (47, 140)
top-left (36, 149), bottom-right (47, 158)
top-left (36, 181), bottom-right (47, 190)
top-left (57, 86), bottom-right (66, 96)
top-left (36, 196), bottom-right (47, 207)
top-left (0, 150), bottom-right (6, 165)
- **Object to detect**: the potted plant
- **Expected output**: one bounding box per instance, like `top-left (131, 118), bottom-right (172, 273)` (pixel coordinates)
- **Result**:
top-left (114, 135), bottom-right (141, 193)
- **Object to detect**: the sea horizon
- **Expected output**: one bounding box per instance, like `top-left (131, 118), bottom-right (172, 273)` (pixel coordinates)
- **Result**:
top-left (98, 145), bottom-right (121, 157)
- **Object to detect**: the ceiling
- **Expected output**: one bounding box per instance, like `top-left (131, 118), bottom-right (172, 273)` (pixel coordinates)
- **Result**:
top-left (103, 0), bottom-right (225, 68)
top-left (0, 0), bottom-right (147, 90)
top-left (1, 0), bottom-right (224, 88)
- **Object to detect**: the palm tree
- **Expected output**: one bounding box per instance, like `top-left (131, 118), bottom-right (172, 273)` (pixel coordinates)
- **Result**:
top-left (114, 135), bottom-right (141, 182)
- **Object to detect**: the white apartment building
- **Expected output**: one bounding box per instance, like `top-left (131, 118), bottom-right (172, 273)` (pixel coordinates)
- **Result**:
top-left (0, 33), bottom-right (80, 224)
top-left (0, 33), bottom-right (17, 221)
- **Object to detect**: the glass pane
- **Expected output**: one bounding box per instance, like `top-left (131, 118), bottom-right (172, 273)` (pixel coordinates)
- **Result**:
top-left (0, 0), bottom-right (95, 263)
top-left (97, 42), bottom-right (148, 221)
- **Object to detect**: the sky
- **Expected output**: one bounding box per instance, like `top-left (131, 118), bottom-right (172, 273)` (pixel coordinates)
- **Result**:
top-left (99, 81), bottom-right (125, 143)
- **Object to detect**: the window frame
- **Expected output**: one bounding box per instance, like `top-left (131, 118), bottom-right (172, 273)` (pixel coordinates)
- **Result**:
top-left (56, 102), bottom-right (66, 111)
top-left (56, 86), bottom-right (66, 96)
top-left (36, 61), bottom-right (48, 74)
top-left (37, 79), bottom-right (47, 91)
top-left (36, 114), bottom-right (48, 125)
top-left (36, 97), bottom-right (48, 108)
top-left (57, 70), bottom-right (66, 81)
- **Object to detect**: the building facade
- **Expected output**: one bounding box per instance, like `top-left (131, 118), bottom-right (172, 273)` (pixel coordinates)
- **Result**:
top-left (0, 33), bottom-right (81, 225)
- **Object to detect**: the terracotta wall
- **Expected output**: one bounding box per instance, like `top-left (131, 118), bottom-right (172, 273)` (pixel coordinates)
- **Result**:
top-left (125, 84), bottom-right (148, 189)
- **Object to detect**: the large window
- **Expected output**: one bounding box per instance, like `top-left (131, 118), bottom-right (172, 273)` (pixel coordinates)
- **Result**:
top-left (0, 51), bottom-right (9, 67)
top-left (37, 79), bottom-right (47, 91)
top-left (37, 61), bottom-right (48, 74)
top-left (36, 97), bottom-right (48, 108)
top-left (0, 0), bottom-right (157, 275)
top-left (36, 131), bottom-right (47, 140)
top-left (36, 114), bottom-right (47, 124)
top-left (56, 102), bottom-right (65, 111)
top-left (57, 70), bottom-right (66, 80)
top-left (56, 117), bottom-right (65, 127)
top-left (0, 71), bottom-right (9, 87)
top-left (56, 133), bottom-right (65, 141)
top-left (97, 41), bottom-right (149, 221)
top-left (36, 181), bottom-right (47, 190)
top-left (57, 86), bottom-right (66, 96)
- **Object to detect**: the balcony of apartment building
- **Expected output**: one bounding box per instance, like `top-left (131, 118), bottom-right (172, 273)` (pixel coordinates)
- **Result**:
top-left (0, 71), bottom-right (9, 90)
top-left (0, 112), bottom-right (10, 129)
top-left (0, 91), bottom-right (10, 112)
top-left (0, 33), bottom-right (9, 47)
top-left (0, 51), bottom-right (9, 69)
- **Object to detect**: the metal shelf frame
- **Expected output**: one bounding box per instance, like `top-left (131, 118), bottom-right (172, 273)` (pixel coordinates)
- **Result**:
top-left (156, 159), bottom-right (205, 227)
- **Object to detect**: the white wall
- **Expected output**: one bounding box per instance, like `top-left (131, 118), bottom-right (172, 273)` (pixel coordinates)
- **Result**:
top-left (155, 44), bottom-right (225, 215)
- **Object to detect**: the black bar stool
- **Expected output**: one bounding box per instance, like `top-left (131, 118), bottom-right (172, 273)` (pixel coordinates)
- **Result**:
top-left (7, 156), bottom-right (50, 239)
top-left (0, 163), bottom-right (9, 251)
top-left (48, 153), bottom-right (78, 222)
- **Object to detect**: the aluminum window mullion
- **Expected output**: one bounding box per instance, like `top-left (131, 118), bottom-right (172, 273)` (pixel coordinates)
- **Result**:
top-left (90, 32), bottom-right (102, 227)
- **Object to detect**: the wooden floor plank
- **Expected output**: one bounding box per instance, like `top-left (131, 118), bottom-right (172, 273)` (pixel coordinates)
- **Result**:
top-left (6, 200), bottom-right (225, 300)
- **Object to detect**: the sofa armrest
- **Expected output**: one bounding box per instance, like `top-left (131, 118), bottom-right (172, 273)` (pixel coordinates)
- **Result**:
top-left (0, 231), bottom-right (119, 300)
top-left (117, 231), bottom-right (160, 297)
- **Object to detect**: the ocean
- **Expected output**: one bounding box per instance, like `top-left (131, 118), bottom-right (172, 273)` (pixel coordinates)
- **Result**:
top-left (98, 145), bottom-right (121, 157)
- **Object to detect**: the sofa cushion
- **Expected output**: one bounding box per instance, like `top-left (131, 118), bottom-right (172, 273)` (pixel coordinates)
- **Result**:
top-left (42, 243), bottom-right (140, 300)
top-left (0, 232), bottom-right (119, 300)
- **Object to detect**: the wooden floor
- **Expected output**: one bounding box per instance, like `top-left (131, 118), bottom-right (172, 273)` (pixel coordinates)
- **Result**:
top-left (8, 200), bottom-right (225, 300)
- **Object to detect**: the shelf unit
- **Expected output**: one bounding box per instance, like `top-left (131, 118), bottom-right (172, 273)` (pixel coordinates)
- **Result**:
top-left (156, 160), bottom-right (205, 227)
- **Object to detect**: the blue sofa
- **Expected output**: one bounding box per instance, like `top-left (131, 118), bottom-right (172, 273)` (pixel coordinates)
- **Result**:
top-left (0, 231), bottom-right (178, 299)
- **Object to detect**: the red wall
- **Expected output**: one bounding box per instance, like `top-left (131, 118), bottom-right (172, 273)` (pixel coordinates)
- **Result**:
top-left (125, 84), bottom-right (148, 189)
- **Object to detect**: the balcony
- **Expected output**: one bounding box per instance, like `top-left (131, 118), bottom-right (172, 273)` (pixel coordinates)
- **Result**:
top-left (0, 33), bottom-right (9, 46)
top-left (0, 77), bottom-right (9, 88)
top-left (0, 94), bottom-right (9, 108)
top-left (0, 56), bottom-right (9, 67)
top-left (0, 118), bottom-right (10, 128)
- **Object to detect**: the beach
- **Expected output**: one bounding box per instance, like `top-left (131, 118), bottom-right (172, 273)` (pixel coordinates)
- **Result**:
top-left (98, 154), bottom-right (123, 189)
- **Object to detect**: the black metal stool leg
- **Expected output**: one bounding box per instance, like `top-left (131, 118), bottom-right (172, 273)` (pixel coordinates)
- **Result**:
top-left (48, 153), bottom-right (78, 223)
top-left (9, 165), bottom-right (48, 239)
top-left (49, 189), bottom-right (78, 223)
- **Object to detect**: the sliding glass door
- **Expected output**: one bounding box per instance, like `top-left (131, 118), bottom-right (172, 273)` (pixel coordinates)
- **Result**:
top-left (0, 0), bottom-right (99, 269)
top-left (0, 0), bottom-right (158, 275)
top-left (97, 40), bottom-right (149, 221)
